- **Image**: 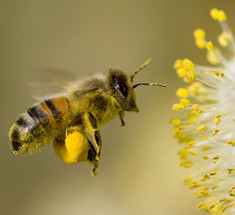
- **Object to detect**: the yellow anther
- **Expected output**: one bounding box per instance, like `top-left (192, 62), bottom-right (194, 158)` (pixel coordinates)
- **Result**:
top-left (195, 38), bottom-right (206, 49)
top-left (188, 181), bottom-right (201, 189)
top-left (197, 108), bottom-right (202, 113)
top-left (198, 124), bottom-right (206, 132)
top-left (189, 140), bottom-right (196, 146)
top-left (174, 59), bottom-right (183, 69)
top-left (213, 155), bottom-right (220, 163)
top-left (220, 198), bottom-right (227, 202)
top-left (215, 118), bottom-right (221, 125)
top-left (202, 155), bottom-right (209, 160)
top-left (218, 32), bottom-right (229, 47)
top-left (183, 59), bottom-right (195, 71)
top-left (172, 103), bottom-right (184, 111)
top-left (201, 174), bottom-right (210, 181)
top-left (176, 88), bottom-right (188, 98)
top-left (213, 70), bottom-right (220, 76)
top-left (219, 198), bottom-right (232, 203)
top-left (227, 168), bottom-right (235, 174)
top-left (213, 70), bottom-right (224, 77)
top-left (209, 205), bottom-right (216, 209)
top-left (219, 72), bottom-right (224, 77)
top-left (184, 176), bottom-right (192, 185)
top-left (179, 99), bottom-right (190, 106)
top-left (207, 50), bottom-right (219, 65)
top-left (180, 161), bottom-right (192, 168)
top-left (173, 128), bottom-right (185, 140)
top-left (173, 127), bottom-right (182, 136)
top-left (176, 68), bottom-right (187, 78)
top-left (191, 104), bottom-right (198, 110)
top-left (211, 184), bottom-right (218, 190)
top-left (185, 141), bottom-right (196, 149)
top-left (199, 134), bottom-right (208, 140)
top-left (227, 140), bottom-right (233, 145)
top-left (210, 8), bottom-right (219, 20)
top-left (192, 104), bottom-right (202, 113)
top-left (195, 192), bottom-right (204, 198)
top-left (189, 151), bottom-right (198, 156)
top-left (210, 172), bottom-right (216, 176)
top-left (210, 8), bottom-right (227, 21)
top-left (183, 76), bottom-right (193, 83)
top-left (188, 71), bottom-right (197, 80)
top-left (230, 193), bottom-right (235, 197)
top-left (179, 149), bottom-right (189, 160)
top-left (218, 10), bottom-right (227, 21)
top-left (193, 29), bottom-right (206, 39)
top-left (212, 129), bottom-right (219, 136)
top-left (170, 118), bottom-right (181, 126)
top-left (198, 203), bottom-right (207, 211)
top-left (206, 41), bottom-right (214, 51)
top-left (221, 205), bottom-right (228, 213)
top-left (200, 187), bottom-right (208, 192)
top-left (195, 188), bottom-right (209, 197)
top-left (216, 114), bottom-right (222, 118)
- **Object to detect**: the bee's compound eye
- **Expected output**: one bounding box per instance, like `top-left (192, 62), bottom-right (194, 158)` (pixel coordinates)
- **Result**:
top-left (118, 80), bottom-right (129, 98)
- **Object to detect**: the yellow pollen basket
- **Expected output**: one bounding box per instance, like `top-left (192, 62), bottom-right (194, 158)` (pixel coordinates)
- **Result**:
top-left (53, 131), bottom-right (89, 164)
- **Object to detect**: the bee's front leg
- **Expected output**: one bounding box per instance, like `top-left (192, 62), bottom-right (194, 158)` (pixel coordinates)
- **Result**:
top-left (86, 112), bottom-right (103, 161)
top-left (118, 111), bottom-right (126, 127)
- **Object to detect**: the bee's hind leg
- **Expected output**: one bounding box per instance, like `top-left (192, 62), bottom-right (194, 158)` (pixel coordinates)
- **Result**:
top-left (65, 126), bottom-right (100, 176)
top-left (87, 139), bottom-right (99, 176)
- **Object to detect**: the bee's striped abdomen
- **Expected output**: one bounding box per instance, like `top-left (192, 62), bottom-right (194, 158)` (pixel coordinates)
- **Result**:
top-left (9, 96), bottom-right (69, 154)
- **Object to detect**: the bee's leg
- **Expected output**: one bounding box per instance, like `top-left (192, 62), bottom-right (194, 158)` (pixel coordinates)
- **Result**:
top-left (64, 126), bottom-right (99, 176)
top-left (87, 139), bottom-right (99, 176)
top-left (87, 112), bottom-right (103, 160)
top-left (118, 111), bottom-right (126, 127)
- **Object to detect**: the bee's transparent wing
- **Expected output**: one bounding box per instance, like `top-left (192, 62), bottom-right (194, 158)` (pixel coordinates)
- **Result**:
top-left (30, 68), bottom-right (78, 101)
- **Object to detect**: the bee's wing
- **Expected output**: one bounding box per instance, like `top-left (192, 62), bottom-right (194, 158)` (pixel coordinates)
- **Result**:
top-left (30, 68), bottom-right (78, 101)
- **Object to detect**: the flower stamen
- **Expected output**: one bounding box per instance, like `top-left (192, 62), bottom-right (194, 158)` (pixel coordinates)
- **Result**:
top-left (172, 8), bottom-right (235, 214)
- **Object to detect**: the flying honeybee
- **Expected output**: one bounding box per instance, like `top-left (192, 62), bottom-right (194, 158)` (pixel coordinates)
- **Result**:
top-left (9, 59), bottom-right (166, 176)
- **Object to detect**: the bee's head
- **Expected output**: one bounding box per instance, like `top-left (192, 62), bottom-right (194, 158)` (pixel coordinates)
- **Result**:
top-left (108, 69), bottom-right (139, 112)
top-left (108, 59), bottom-right (166, 112)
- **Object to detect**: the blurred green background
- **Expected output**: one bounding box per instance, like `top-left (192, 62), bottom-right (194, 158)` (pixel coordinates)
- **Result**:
top-left (1, 0), bottom-right (235, 215)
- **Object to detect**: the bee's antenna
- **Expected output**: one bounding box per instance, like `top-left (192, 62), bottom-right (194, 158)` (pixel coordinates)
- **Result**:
top-left (133, 82), bottom-right (166, 89)
top-left (130, 59), bottom-right (152, 83)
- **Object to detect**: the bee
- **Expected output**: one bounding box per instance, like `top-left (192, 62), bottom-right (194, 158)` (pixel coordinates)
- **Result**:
top-left (9, 59), bottom-right (166, 176)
